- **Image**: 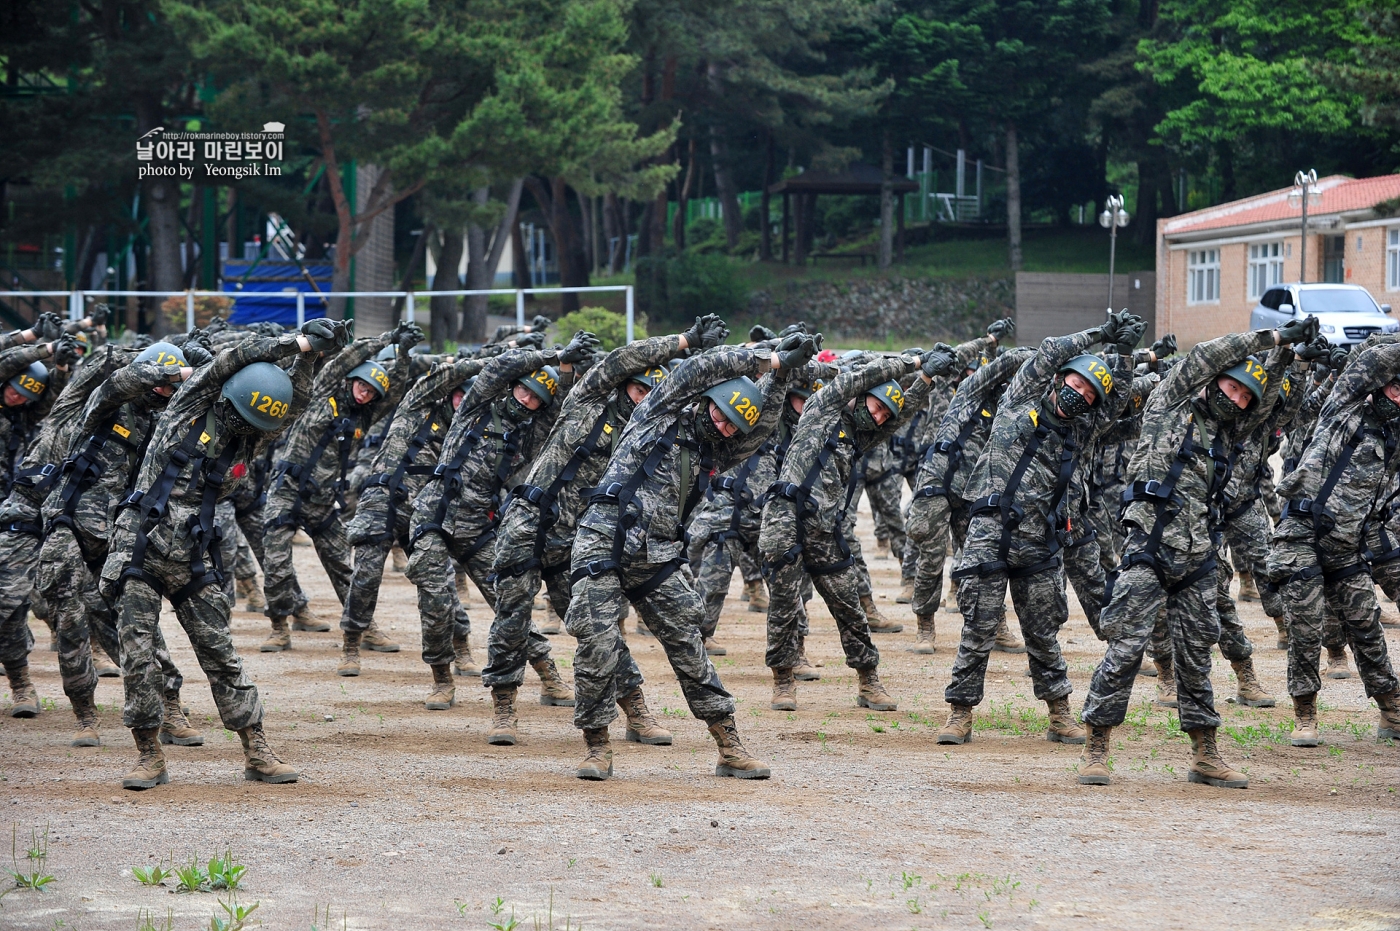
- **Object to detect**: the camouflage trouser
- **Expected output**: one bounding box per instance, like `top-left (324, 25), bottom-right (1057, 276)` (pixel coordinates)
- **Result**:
top-left (229, 483), bottom-right (265, 575)
top-left (1223, 497), bottom-right (1285, 619)
top-left (214, 500), bottom-right (239, 601)
top-left (946, 559), bottom-right (1072, 707)
top-left (234, 529), bottom-right (258, 582)
top-left (405, 521), bottom-right (496, 667)
top-left (340, 493), bottom-right (455, 636)
top-left (1063, 536), bottom-right (1106, 639)
top-left (1268, 534), bottom-right (1398, 700)
top-left (1082, 532), bottom-right (1222, 732)
top-left (839, 508), bottom-right (876, 599)
top-left (0, 527), bottom-right (39, 671)
top-left (567, 526), bottom-right (734, 730)
top-left (737, 547), bottom-right (762, 584)
top-left (904, 492), bottom-right (971, 617)
top-left (693, 532), bottom-right (765, 638)
top-left (1084, 490), bottom-right (1120, 574)
top-left (262, 487), bottom-right (353, 618)
top-left (863, 468), bottom-right (908, 560)
top-left (763, 523), bottom-right (879, 671)
top-left (1260, 465), bottom-right (1281, 523)
top-left (112, 543), bottom-right (263, 732)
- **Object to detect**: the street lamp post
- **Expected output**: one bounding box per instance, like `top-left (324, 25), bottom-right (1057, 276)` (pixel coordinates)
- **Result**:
top-left (1288, 169), bottom-right (1321, 283)
top-left (1099, 194), bottom-right (1130, 311)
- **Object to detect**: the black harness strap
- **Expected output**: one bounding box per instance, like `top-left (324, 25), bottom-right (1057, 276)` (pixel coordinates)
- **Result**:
top-left (48, 410), bottom-right (141, 535)
top-left (913, 406), bottom-right (992, 501)
top-left (269, 395), bottom-right (361, 535)
top-left (362, 413), bottom-right (443, 546)
top-left (409, 407), bottom-right (506, 549)
top-left (762, 419), bottom-right (859, 578)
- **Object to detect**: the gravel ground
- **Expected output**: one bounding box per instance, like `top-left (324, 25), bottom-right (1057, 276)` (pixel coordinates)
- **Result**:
top-left (2, 500), bottom-right (1398, 931)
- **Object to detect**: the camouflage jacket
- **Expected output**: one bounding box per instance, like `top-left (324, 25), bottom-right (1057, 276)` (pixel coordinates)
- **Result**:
top-left (0, 344), bottom-right (70, 496)
top-left (1221, 358), bottom-right (1310, 510)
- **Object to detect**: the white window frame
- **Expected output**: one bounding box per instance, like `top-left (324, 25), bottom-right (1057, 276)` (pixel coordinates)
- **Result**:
top-left (1248, 241), bottom-right (1283, 300)
top-left (1188, 248), bottom-right (1220, 305)
top-left (1389, 228), bottom-right (1400, 291)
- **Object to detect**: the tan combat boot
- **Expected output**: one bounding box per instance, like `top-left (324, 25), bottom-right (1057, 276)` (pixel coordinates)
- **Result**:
top-left (1237, 571), bottom-right (1261, 602)
top-left (487, 686), bottom-right (519, 746)
top-left (291, 602), bottom-right (331, 632)
top-left (159, 691), bottom-right (204, 746)
top-left (236, 576), bottom-right (266, 613)
top-left (857, 668), bottom-right (897, 711)
top-left (876, 537), bottom-right (891, 559)
top-left (1077, 725), bottom-right (1112, 785)
top-left (532, 657), bottom-right (575, 706)
top-left (93, 637), bottom-right (120, 678)
top-left (577, 727), bottom-right (613, 780)
top-left (1325, 646), bottom-right (1352, 679)
top-left (70, 692), bottom-right (101, 747)
top-left (336, 631), bottom-right (362, 677)
top-left (1046, 695), bottom-right (1087, 744)
top-left (539, 601), bottom-right (562, 635)
top-left (260, 616), bottom-right (291, 652)
top-left (361, 621), bottom-right (400, 653)
top-left (703, 636), bottom-right (727, 656)
top-left (1375, 690), bottom-right (1400, 741)
top-left (793, 636), bottom-right (820, 680)
top-left (937, 704), bottom-right (974, 745)
top-left (897, 579), bottom-right (914, 604)
top-left (390, 545), bottom-right (409, 573)
top-left (908, 614), bottom-right (936, 654)
top-left (708, 715), bottom-right (771, 779)
top-left (1291, 693), bottom-right (1321, 746)
top-left (744, 579), bottom-right (769, 612)
top-left (1272, 615), bottom-right (1289, 650)
top-left (992, 617), bottom-right (1026, 653)
top-left (456, 569), bottom-right (471, 600)
top-left (619, 687), bottom-right (673, 745)
top-left (1136, 657), bottom-right (1158, 677)
top-left (1379, 601), bottom-right (1400, 629)
top-left (425, 663), bottom-right (456, 710)
top-left (1187, 727), bottom-right (1248, 788)
top-left (452, 633), bottom-right (481, 677)
top-left (1231, 658), bottom-right (1275, 707)
top-left (6, 663), bottom-right (39, 718)
top-left (860, 593), bottom-right (903, 633)
top-left (238, 723), bottom-right (299, 783)
top-left (1154, 654), bottom-right (1178, 708)
top-left (770, 667), bottom-right (797, 711)
top-left (122, 727), bottom-right (168, 790)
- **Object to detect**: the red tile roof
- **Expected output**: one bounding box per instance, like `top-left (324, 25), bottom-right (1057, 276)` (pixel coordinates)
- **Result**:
top-left (1163, 174), bottom-right (1400, 237)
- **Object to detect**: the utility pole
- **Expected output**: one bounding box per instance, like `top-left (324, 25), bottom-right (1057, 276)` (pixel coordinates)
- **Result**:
top-left (1099, 194), bottom-right (1129, 311)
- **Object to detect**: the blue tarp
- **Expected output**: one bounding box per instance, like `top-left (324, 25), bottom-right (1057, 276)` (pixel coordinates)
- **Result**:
top-left (222, 260), bottom-right (331, 326)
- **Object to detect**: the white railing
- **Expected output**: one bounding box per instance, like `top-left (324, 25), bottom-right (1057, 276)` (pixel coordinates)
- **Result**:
top-left (0, 285), bottom-right (636, 342)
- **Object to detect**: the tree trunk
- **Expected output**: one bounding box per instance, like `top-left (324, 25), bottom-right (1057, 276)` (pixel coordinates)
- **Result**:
top-left (603, 192), bottom-right (621, 274)
top-left (1134, 154), bottom-right (1169, 248)
top-left (1006, 121), bottom-right (1023, 273)
top-left (578, 188), bottom-right (594, 274)
top-left (391, 222), bottom-right (431, 321)
top-left (759, 133), bottom-right (774, 261)
top-left (879, 130), bottom-right (894, 269)
top-left (706, 63), bottom-right (743, 250)
top-left (461, 186), bottom-right (490, 342)
top-left (673, 138), bottom-right (697, 251)
top-left (429, 228), bottom-right (463, 351)
top-left (135, 94), bottom-right (183, 332)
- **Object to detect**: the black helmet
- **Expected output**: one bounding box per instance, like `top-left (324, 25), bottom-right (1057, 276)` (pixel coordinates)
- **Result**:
top-left (517, 365), bottom-right (560, 407)
top-left (135, 342), bottom-right (187, 369)
top-left (1058, 354), bottom-right (1114, 405)
top-left (702, 376), bottom-right (763, 434)
top-left (348, 360), bottom-right (391, 399)
top-left (7, 362), bottom-right (48, 402)
top-left (220, 362), bottom-right (294, 432)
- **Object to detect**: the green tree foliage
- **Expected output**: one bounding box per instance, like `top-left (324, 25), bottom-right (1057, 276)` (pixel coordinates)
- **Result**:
top-left (554, 306), bottom-right (646, 350)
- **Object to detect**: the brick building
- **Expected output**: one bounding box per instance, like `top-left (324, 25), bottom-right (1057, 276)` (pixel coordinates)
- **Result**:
top-left (1156, 174), bottom-right (1400, 346)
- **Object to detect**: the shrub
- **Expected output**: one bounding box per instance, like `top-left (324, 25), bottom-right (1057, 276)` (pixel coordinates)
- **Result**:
top-left (636, 252), bottom-right (747, 329)
top-left (553, 306), bottom-right (646, 350)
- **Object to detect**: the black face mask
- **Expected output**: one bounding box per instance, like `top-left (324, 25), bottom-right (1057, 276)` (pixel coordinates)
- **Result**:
top-left (1055, 382), bottom-right (1094, 420)
top-left (497, 394), bottom-right (533, 425)
top-left (852, 401), bottom-right (879, 433)
top-left (1207, 384), bottom-right (1243, 422)
top-left (218, 400), bottom-right (260, 436)
top-left (1374, 391), bottom-right (1400, 423)
top-left (616, 385), bottom-right (638, 422)
top-left (696, 403), bottom-right (726, 445)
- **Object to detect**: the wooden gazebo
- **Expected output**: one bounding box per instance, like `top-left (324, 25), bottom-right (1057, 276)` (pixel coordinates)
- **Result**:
top-left (767, 163), bottom-right (919, 264)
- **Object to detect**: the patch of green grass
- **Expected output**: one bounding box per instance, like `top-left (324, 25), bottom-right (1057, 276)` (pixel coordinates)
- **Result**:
top-left (973, 699), bottom-right (1050, 736)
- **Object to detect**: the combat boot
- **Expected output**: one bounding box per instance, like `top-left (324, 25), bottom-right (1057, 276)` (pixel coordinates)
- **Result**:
top-left (539, 601), bottom-right (562, 634)
top-left (1231, 658), bottom-right (1275, 707)
top-left (336, 631), bottom-right (362, 677)
top-left (425, 663), bottom-right (456, 710)
top-left (532, 657), bottom-right (575, 706)
top-left (1379, 601), bottom-right (1400, 629)
top-left (159, 691), bottom-right (204, 746)
top-left (361, 621), bottom-right (400, 653)
top-left (1137, 658), bottom-right (1158, 677)
top-left (937, 704), bottom-right (974, 745)
top-left (708, 715), bottom-right (771, 779)
top-left (1046, 696), bottom-right (1087, 744)
top-left (390, 545), bottom-right (409, 573)
top-left (5, 663), bottom-right (38, 718)
top-left (1375, 689), bottom-right (1400, 741)
top-left (291, 602), bottom-right (331, 632)
top-left (456, 568), bottom-right (470, 600)
top-left (876, 537), bottom-right (891, 559)
top-left (577, 727), bottom-right (612, 780)
top-left (1291, 693), bottom-right (1321, 746)
top-left (743, 579), bottom-right (769, 612)
top-left (1077, 725), bottom-right (1112, 785)
top-left (122, 727), bottom-right (168, 790)
top-left (1272, 615), bottom-right (1289, 650)
top-left (238, 723), bottom-right (299, 783)
top-left (1237, 571), bottom-right (1261, 602)
top-left (1325, 646), bottom-right (1352, 679)
top-left (1187, 727), bottom-right (1248, 788)
top-left (770, 668), bottom-right (797, 711)
top-left (793, 636), bottom-right (820, 680)
top-left (70, 692), bottom-right (100, 747)
top-left (992, 617), bottom-right (1026, 653)
top-left (93, 640), bottom-right (120, 678)
top-left (1154, 654), bottom-right (1178, 708)
top-left (619, 687), bottom-right (672, 745)
top-left (857, 668), bottom-right (897, 711)
top-left (260, 617), bottom-right (291, 652)
top-left (860, 593), bottom-right (903, 633)
top-left (452, 633), bottom-right (481, 677)
top-left (487, 686), bottom-right (519, 746)
top-left (236, 576), bottom-right (265, 612)
top-left (703, 636), bottom-right (727, 656)
top-left (897, 579), bottom-right (914, 604)
top-left (908, 614), bottom-right (936, 654)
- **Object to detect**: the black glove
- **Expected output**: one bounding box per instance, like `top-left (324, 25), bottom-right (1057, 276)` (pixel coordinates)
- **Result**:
top-left (394, 321), bottom-right (425, 349)
top-left (89, 303), bottom-right (110, 326)
top-left (1151, 334), bottom-right (1178, 357)
top-left (1328, 346), bottom-right (1350, 371)
top-left (130, 333), bottom-right (154, 351)
top-left (514, 331), bottom-right (545, 349)
top-left (1097, 310), bottom-right (1124, 347)
top-left (776, 333), bottom-right (819, 371)
top-left (301, 318), bottom-right (346, 354)
top-left (559, 330), bottom-right (600, 365)
top-left (749, 324), bottom-right (778, 343)
top-left (920, 343), bottom-right (958, 378)
top-left (682, 314), bottom-right (729, 351)
top-left (1295, 337), bottom-right (1330, 362)
top-left (531, 314), bottom-right (551, 332)
top-left (51, 335), bottom-right (79, 368)
top-left (778, 322), bottom-right (809, 338)
top-left (987, 317), bottom-right (1016, 341)
top-left (254, 321), bottom-right (283, 337)
top-left (183, 342), bottom-right (214, 367)
top-left (207, 315), bottom-right (230, 334)
top-left (1276, 314), bottom-right (1320, 346)
top-left (1115, 313), bottom-right (1146, 356)
top-left (33, 312), bottom-right (63, 342)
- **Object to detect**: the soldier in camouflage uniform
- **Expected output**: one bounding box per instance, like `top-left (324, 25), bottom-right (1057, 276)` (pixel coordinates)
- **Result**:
top-left (938, 315), bottom-right (1142, 747)
top-left (763, 345), bottom-right (946, 713)
top-left (101, 319), bottom-right (350, 789)
top-left (259, 321), bottom-right (423, 652)
top-left (407, 336), bottom-right (596, 711)
top-left (1268, 335), bottom-right (1400, 747)
top-left (1079, 316), bottom-right (1318, 788)
top-left (568, 331), bottom-right (819, 780)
